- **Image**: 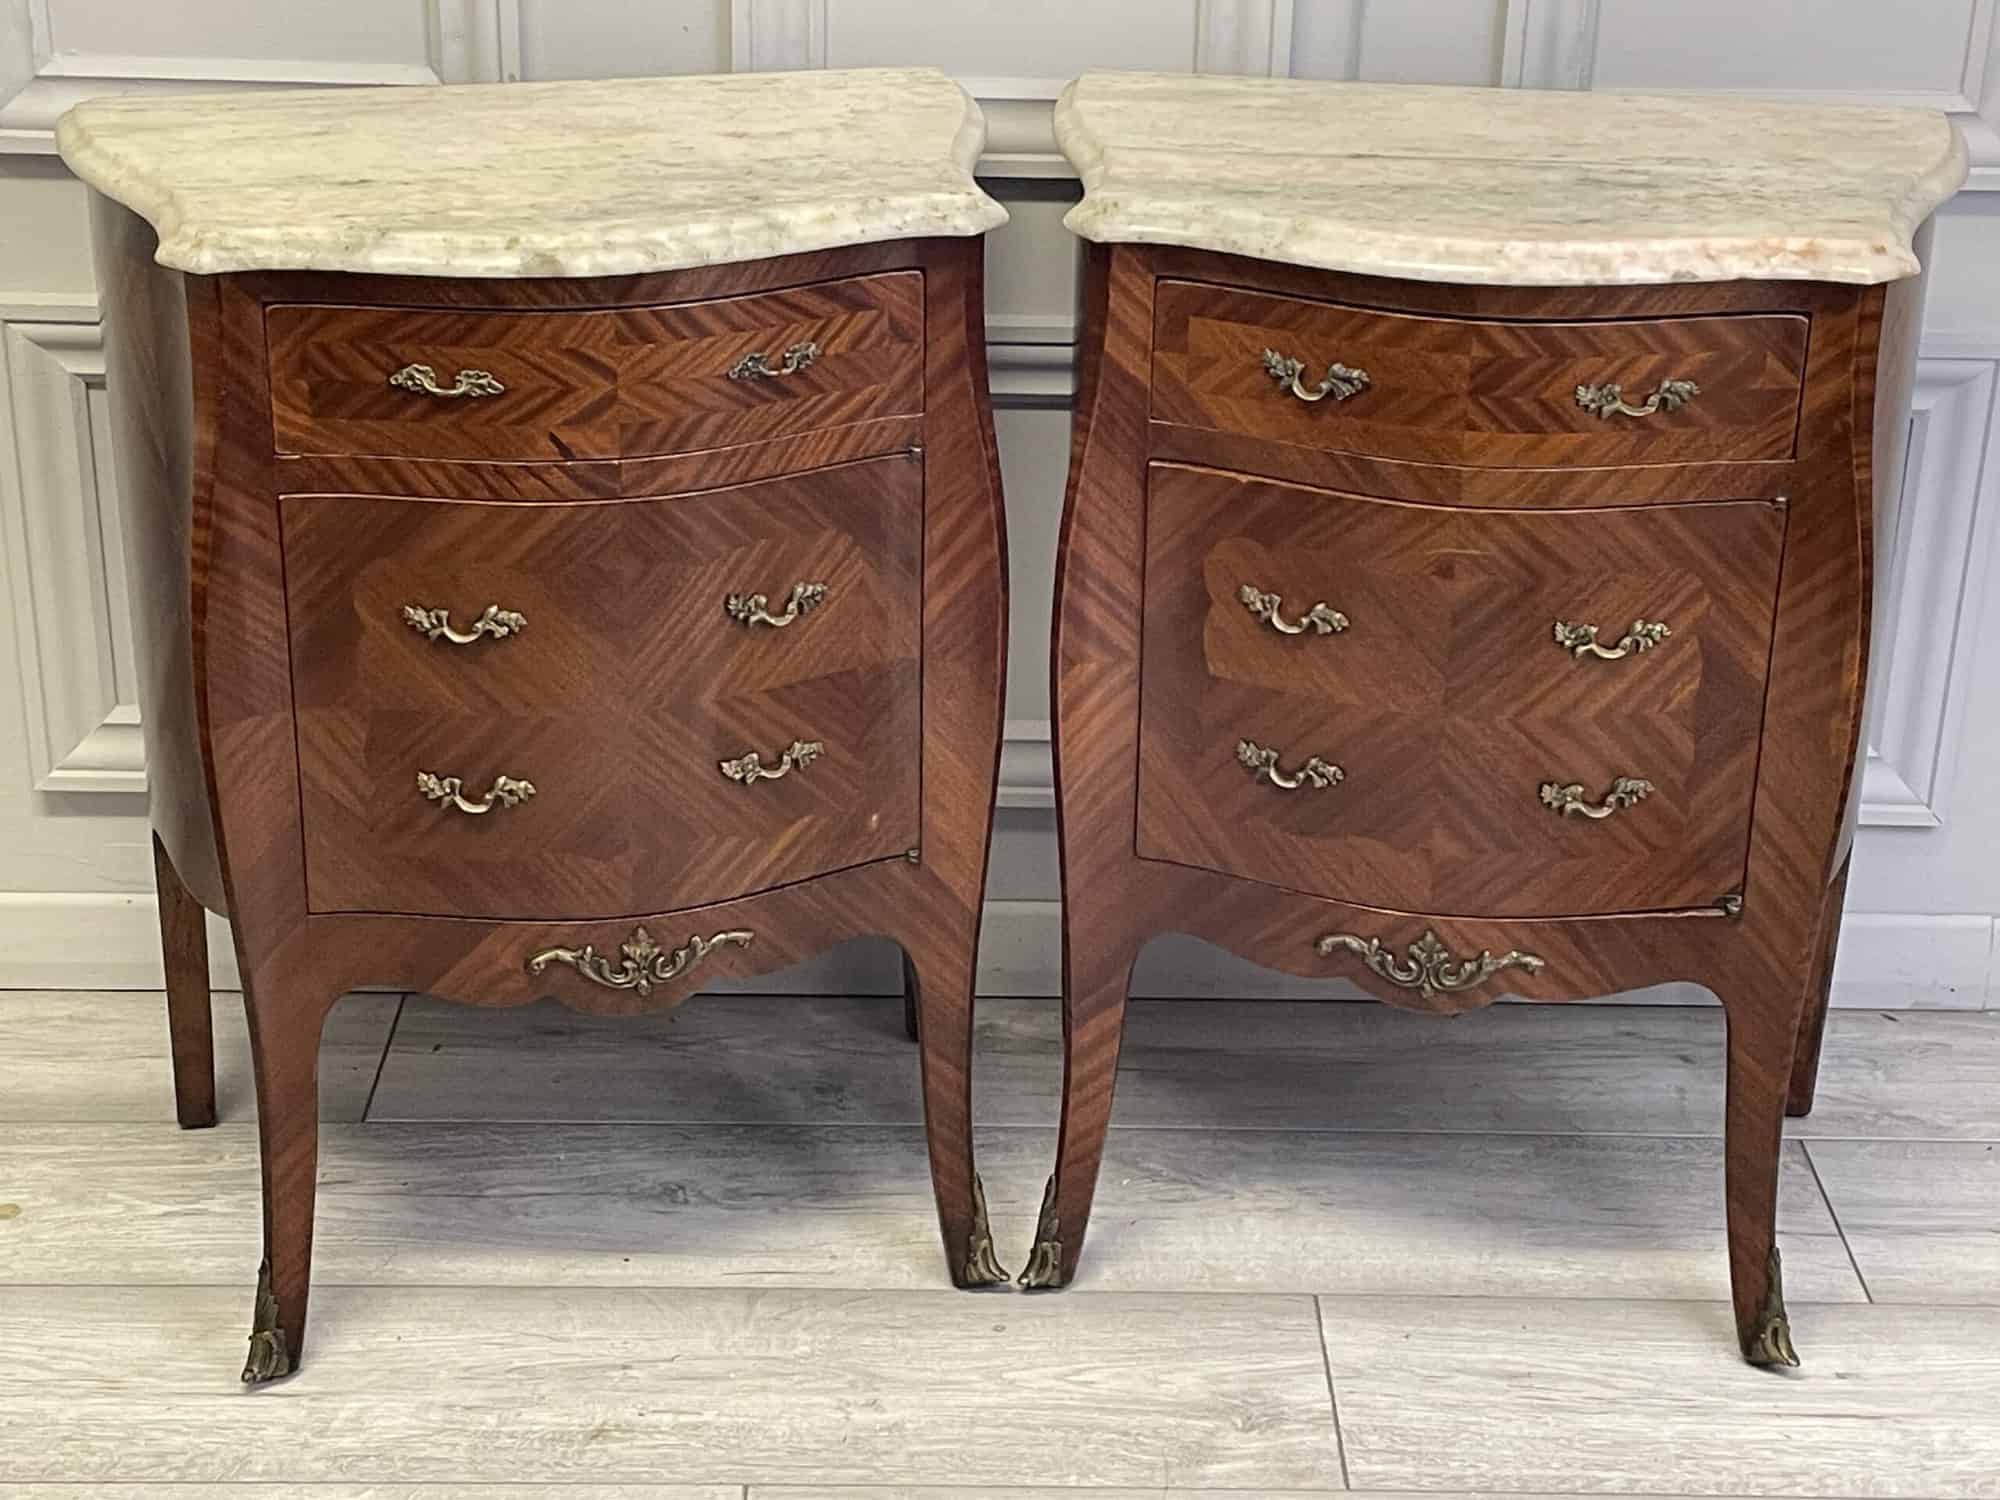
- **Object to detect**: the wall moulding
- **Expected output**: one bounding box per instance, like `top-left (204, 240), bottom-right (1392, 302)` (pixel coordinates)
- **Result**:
top-left (729, 1), bottom-right (1301, 177)
top-left (0, 307), bottom-right (149, 795)
top-left (0, 0), bottom-right (518, 153)
top-left (1502, 0), bottom-right (2000, 188)
top-left (1861, 354), bottom-right (2000, 828)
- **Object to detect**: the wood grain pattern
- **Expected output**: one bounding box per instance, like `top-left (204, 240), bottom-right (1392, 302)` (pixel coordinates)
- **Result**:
top-left (1327, 1297), bottom-right (2000, 1495)
top-left (151, 832), bottom-right (216, 1128)
top-left (1137, 466), bottom-right (1784, 917)
top-left (1787, 850), bottom-right (1852, 1116)
top-left (1805, 1139), bottom-right (2000, 1303)
top-left (0, 1118), bottom-right (1860, 1303)
top-left (1152, 279), bottom-right (1810, 467)
top-left (0, 990), bottom-right (398, 1125)
top-left (0, 1285), bottom-right (1338, 1488)
top-left (89, 195), bottom-right (225, 914)
top-left (97, 216), bottom-right (1009, 1375)
top-left (284, 459), bottom-right (923, 919)
top-left (267, 271), bottom-right (923, 462)
top-left (1043, 241), bottom-right (1891, 1367)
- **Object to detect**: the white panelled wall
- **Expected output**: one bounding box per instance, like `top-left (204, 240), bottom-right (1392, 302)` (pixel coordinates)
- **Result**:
top-left (1, 0), bottom-right (1995, 1006)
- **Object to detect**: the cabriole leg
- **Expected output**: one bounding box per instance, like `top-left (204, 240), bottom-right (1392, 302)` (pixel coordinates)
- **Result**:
top-left (1723, 989), bottom-right (1806, 1368)
top-left (240, 974), bottom-right (339, 1383)
top-left (905, 932), bottom-right (1006, 1288)
top-left (152, 831), bottom-right (216, 1130)
top-left (1787, 854), bottom-right (1852, 1118)
top-left (1022, 938), bottom-right (1137, 1290)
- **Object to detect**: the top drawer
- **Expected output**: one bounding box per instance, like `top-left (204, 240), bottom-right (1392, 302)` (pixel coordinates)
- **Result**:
top-left (267, 271), bottom-right (924, 462)
top-left (1151, 280), bottom-right (1809, 468)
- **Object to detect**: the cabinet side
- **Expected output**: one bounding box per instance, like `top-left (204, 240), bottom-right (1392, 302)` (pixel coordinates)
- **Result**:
top-left (91, 192), bottom-right (226, 914)
top-left (1838, 216), bottom-right (1931, 867)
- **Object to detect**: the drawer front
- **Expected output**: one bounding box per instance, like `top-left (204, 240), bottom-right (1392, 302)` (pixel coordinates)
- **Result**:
top-left (268, 271), bottom-right (924, 462)
top-left (284, 453), bottom-right (922, 919)
top-left (1152, 281), bottom-right (1809, 468)
top-left (1136, 463), bottom-right (1785, 918)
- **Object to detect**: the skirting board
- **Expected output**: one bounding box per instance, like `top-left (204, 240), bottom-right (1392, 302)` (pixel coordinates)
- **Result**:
top-left (1, 892), bottom-right (1993, 1008)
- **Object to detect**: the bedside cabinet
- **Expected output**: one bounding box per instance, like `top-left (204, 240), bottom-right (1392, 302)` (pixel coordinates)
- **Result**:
top-left (1033, 72), bottom-right (1965, 1367)
top-left (61, 69), bottom-right (1010, 1380)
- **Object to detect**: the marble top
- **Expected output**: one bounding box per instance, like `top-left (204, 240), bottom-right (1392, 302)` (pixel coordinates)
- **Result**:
top-left (56, 69), bottom-right (1006, 278)
top-left (1054, 72), bottom-right (1966, 286)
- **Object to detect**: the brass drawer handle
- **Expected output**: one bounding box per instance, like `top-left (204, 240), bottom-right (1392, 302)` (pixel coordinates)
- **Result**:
top-left (527, 925), bottom-right (754, 999)
top-left (1237, 738), bottom-right (1344, 791)
top-left (1317, 927), bottom-right (1546, 1002)
top-left (1238, 584), bottom-right (1348, 637)
top-left (1553, 619), bottom-right (1669, 660)
top-left (417, 770), bottom-right (536, 815)
top-left (728, 341), bottom-right (820, 381)
top-left (1539, 776), bottom-right (1654, 819)
top-left (388, 363), bottom-right (506, 400)
top-left (1261, 348), bottom-right (1371, 404)
top-left (402, 604), bottom-right (526, 645)
top-left (1575, 378), bottom-right (1699, 420)
top-left (725, 581), bottom-right (829, 629)
top-left (720, 738), bottom-right (823, 785)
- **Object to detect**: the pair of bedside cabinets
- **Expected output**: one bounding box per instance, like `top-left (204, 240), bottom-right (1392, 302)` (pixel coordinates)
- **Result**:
top-left (61, 67), bottom-right (1964, 1380)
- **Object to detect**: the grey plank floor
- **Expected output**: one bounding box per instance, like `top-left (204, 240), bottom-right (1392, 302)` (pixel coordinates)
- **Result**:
top-left (1, 990), bottom-right (1996, 1496)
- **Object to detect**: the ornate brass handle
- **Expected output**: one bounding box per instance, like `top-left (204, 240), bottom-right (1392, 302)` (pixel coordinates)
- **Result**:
top-left (388, 363), bottom-right (506, 400)
top-left (1553, 619), bottom-right (1670, 660)
top-left (527, 925), bottom-right (753, 999)
top-left (1575, 378), bottom-right (1699, 419)
top-left (1261, 348), bottom-right (1371, 404)
top-left (720, 739), bottom-right (823, 785)
top-left (1238, 584), bottom-right (1348, 637)
top-left (402, 603), bottom-right (526, 645)
top-left (416, 770), bottom-right (536, 815)
top-left (725, 581), bottom-right (829, 629)
top-left (1539, 776), bottom-right (1654, 819)
top-left (1237, 738), bottom-right (1344, 791)
top-left (728, 341), bottom-right (820, 381)
top-left (1317, 927), bottom-right (1545, 1002)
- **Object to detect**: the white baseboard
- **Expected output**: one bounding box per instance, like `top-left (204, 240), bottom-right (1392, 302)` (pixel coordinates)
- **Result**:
top-left (0, 892), bottom-right (242, 990)
top-left (1, 892), bottom-right (1992, 1009)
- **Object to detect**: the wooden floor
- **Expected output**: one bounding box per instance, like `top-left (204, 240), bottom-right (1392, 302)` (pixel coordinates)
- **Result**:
top-left (2, 989), bottom-right (1998, 1496)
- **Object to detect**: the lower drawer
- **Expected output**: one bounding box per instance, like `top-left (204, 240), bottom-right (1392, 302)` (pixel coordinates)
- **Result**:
top-left (283, 453), bottom-right (922, 919)
top-left (1135, 463), bottom-right (1786, 918)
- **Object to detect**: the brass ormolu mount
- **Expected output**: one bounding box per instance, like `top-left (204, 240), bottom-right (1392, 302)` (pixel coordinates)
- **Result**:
top-left (1017, 1175), bottom-right (1064, 1289)
top-left (961, 1174), bottom-right (1010, 1287)
top-left (1744, 1244), bottom-right (1801, 1369)
top-left (242, 1260), bottom-right (293, 1384)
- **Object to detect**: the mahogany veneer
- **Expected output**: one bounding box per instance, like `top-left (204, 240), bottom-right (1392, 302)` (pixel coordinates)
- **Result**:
top-left (98, 204), bottom-right (1010, 1381)
top-left (267, 271), bottom-right (925, 461)
top-left (1035, 244), bottom-right (1921, 1370)
top-left (1151, 281), bottom-right (1812, 466)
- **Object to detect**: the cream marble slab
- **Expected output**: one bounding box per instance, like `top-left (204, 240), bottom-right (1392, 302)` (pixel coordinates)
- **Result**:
top-left (1055, 72), bottom-right (1966, 285)
top-left (0, 989), bottom-right (396, 1123)
top-left (56, 69), bottom-right (1005, 278)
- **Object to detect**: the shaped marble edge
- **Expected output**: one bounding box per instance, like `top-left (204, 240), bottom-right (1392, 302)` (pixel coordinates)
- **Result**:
top-left (54, 68), bottom-right (1008, 279)
top-left (1052, 72), bottom-right (1969, 287)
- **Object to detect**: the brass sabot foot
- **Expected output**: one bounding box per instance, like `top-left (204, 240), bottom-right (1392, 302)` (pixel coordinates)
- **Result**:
top-left (1743, 1245), bottom-right (1801, 1370)
top-left (1017, 1175), bottom-right (1067, 1290)
top-left (241, 1261), bottom-right (294, 1384)
top-left (958, 1173), bottom-right (1010, 1288)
